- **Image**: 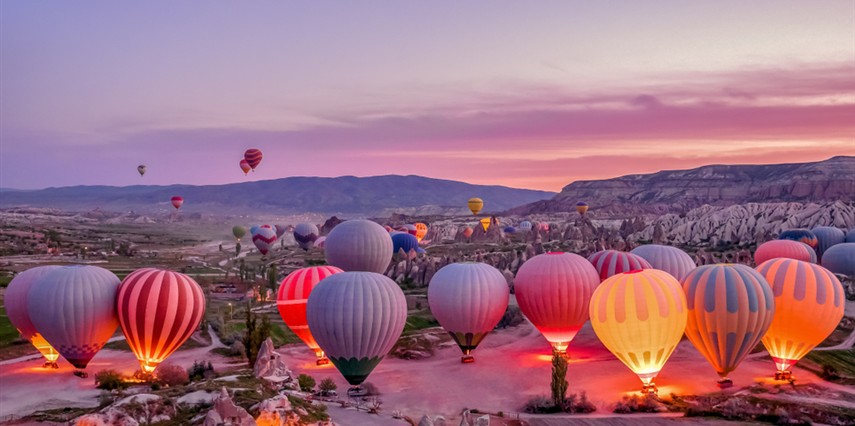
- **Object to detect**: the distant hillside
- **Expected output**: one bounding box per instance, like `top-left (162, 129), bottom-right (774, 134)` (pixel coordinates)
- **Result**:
top-left (0, 175), bottom-right (554, 216)
top-left (510, 156), bottom-right (855, 215)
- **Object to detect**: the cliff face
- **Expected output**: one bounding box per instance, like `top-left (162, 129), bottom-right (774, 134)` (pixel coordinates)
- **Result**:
top-left (510, 156), bottom-right (855, 215)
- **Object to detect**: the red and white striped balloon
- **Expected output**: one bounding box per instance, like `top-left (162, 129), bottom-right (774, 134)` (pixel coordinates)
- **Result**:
top-left (276, 266), bottom-right (343, 362)
top-left (117, 268), bottom-right (206, 373)
top-left (587, 250), bottom-right (652, 281)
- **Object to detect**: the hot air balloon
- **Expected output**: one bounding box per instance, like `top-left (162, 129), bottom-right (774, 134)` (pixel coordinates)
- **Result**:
top-left (294, 223), bottom-right (320, 251)
top-left (630, 244), bottom-right (697, 281)
top-left (5, 266), bottom-right (62, 367)
top-left (250, 225), bottom-right (260, 235)
top-left (576, 201), bottom-right (589, 216)
top-left (274, 224), bottom-right (287, 239)
top-left (170, 196), bottom-right (183, 210)
top-left (468, 198), bottom-right (483, 215)
top-left (428, 263), bottom-right (509, 363)
top-left (504, 226), bottom-right (516, 234)
top-left (315, 236), bottom-right (326, 249)
top-left (847, 229), bottom-right (855, 243)
top-left (252, 225), bottom-right (277, 255)
top-left (325, 220), bottom-right (393, 273)
top-left (811, 226), bottom-right (845, 261)
top-left (244, 148), bottom-right (263, 171)
top-left (401, 224), bottom-right (417, 237)
top-left (821, 243), bottom-right (855, 276)
top-left (384, 225), bottom-right (394, 233)
top-left (778, 229), bottom-right (818, 250)
top-left (239, 159), bottom-right (251, 175)
top-left (306, 272), bottom-right (406, 395)
top-left (462, 226), bottom-right (474, 239)
top-left (28, 265), bottom-right (120, 377)
top-left (232, 226), bottom-right (246, 242)
top-left (682, 264), bottom-right (775, 387)
top-left (587, 250), bottom-right (652, 281)
top-left (480, 218), bottom-right (491, 232)
top-left (756, 259), bottom-right (844, 380)
top-left (117, 269), bottom-right (205, 373)
top-left (514, 252), bottom-right (601, 354)
top-left (137, 165), bottom-right (146, 177)
top-left (277, 266), bottom-right (343, 365)
top-left (519, 221), bottom-right (532, 232)
top-left (392, 233), bottom-right (424, 259)
top-left (414, 223), bottom-right (428, 242)
top-left (537, 222), bottom-right (549, 232)
top-left (589, 269), bottom-right (688, 393)
top-left (754, 240), bottom-right (816, 265)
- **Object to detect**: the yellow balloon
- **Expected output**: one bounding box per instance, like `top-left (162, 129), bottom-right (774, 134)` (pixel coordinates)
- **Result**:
top-left (468, 198), bottom-right (483, 215)
top-left (414, 223), bottom-right (428, 242)
top-left (480, 217), bottom-right (491, 232)
top-left (589, 269), bottom-right (687, 392)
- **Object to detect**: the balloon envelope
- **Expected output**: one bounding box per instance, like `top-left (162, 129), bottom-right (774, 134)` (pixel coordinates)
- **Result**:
top-left (294, 223), bottom-right (320, 251)
top-left (392, 233), bottom-right (423, 258)
top-left (306, 272), bottom-right (407, 386)
top-left (277, 266), bottom-right (343, 359)
top-left (756, 258), bottom-right (844, 373)
top-left (754, 240), bottom-right (816, 265)
top-left (252, 226), bottom-right (277, 255)
top-left (239, 159), bottom-right (251, 175)
top-left (778, 229), bottom-right (818, 249)
top-left (117, 269), bottom-right (206, 372)
top-left (274, 224), bottom-right (287, 239)
top-left (576, 201), bottom-right (589, 215)
top-left (244, 148), bottom-right (263, 170)
top-left (811, 226), bottom-right (846, 260)
top-left (847, 229), bottom-right (855, 243)
top-left (325, 220), bottom-right (393, 273)
top-left (589, 269), bottom-right (688, 388)
top-left (137, 165), bottom-right (146, 176)
top-left (414, 223), bottom-right (428, 242)
top-left (462, 227), bottom-right (474, 239)
top-left (682, 264), bottom-right (775, 380)
top-left (28, 265), bottom-right (120, 370)
top-left (587, 250), bottom-right (652, 281)
top-left (514, 252), bottom-right (601, 352)
top-left (821, 243), bottom-right (855, 276)
top-left (5, 266), bottom-right (63, 364)
top-left (519, 221), bottom-right (532, 232)
top-left (468, 198), bottom-right (483, 215)
top-left (170, 196), bottom-right (183, 209)
top-left (630, 244), bottom-right (696, 281)
top-left (232, 226), bottom-right (246, 241)
top-left (480, 218), bottom-right (491, 232)
top-left (428, 263), bottom-right (509, 358)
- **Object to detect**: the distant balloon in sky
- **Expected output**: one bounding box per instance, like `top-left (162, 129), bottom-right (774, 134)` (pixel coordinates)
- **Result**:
top-left (519, 221), bottom-right (532, 232)
top-left (480, 217), bottom-right (491, 232)
top-left (170, 196), bottom-right (183, 210)
top-left (756, 258), bottom-right (844, 380)
top-left (117, 268), bottom-right (206, 373)
top-left (589, 269), bottom-right (688, 393)
top-left (306, 272), bottom-right (406, 392)
top-left (811, 226), bottom-right (846, 260)
top-left (754, 240), bottom-right (816, 265)
top-left (252, 225), bottom-right (277, 255)
top-left (294, 223), bottom-right (320, 251)
top-left (325, 220), bottom-right (393, 273)
top-left (5, 266), bottom-right (63, 367)
top-left (514, 252), bottom-right (601, 354)
top-left (778, 229), bottom-right (818, 249)
top-left (244, 148), bottom-right (263, 171)
top-left (392, 232), bottom-right (423, 259)
top-left (414, 222), bottom-right (428, 242)
top-left (587, 250), bottom-right (652, 281)
top-left (462, 226), bottom-right (474, 239)
top-left (467, 198), bottom-right (483, 215)
top-left (239, 159), bottom-right (251, 175)
top-left (428, 263), bottom-right (509, 363)
top-left (274, 224), bottom-right (287, 239)
top-left (277, 266), bottom-right (343, 364)
top-left (232, 226), bottom-right (246, 242)
top-left (821, 243), bottom-right (855, 276)
top-left (28, 265), bottom-right (120, 376)
top-left (576, 201), bottom-right (589, 215)
top-left (630, 244), bottom-right (696, 281)
top-left (682, 264), bottom-right (775, 387)
top-left (137, 165), bottom-right (146, 177)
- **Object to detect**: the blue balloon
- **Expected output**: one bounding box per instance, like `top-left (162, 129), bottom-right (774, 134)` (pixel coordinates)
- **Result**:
top-left (391, 233), bottom-right (424, 255)
top-left (811, 226), bottom-right (845, 260)
top-left (847, 229), bottom-right (855, 243)
top-left (821, 243), bottom-right (855, 276)
top-left (504, 226), bottom-right (516, 234)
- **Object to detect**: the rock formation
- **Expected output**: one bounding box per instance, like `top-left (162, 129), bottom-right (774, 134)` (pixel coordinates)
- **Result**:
top-left (203, 387), bottom-right (257, 426)
top-left (253, 338), bottom-right (296, 389)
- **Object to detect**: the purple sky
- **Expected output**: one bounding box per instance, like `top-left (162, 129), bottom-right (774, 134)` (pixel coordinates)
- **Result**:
top-left (2, 1), bottom-right (853, 191)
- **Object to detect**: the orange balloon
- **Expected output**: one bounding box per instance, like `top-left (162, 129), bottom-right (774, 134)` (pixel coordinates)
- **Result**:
top-left (414, 223), bottom-right (428, 242)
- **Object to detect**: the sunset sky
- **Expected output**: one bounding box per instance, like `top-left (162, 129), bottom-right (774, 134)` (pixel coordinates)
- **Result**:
top-left (2, 1), bottom-right (853, 191)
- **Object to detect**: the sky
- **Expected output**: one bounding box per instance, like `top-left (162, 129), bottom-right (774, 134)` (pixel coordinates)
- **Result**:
top-left (1, 1), bottom-right (854, 191)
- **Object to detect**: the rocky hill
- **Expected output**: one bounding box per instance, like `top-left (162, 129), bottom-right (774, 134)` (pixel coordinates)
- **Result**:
top-left (510, 156), bottom-right (854, 216)
top-left (0, 175), bottom-right (553, 216)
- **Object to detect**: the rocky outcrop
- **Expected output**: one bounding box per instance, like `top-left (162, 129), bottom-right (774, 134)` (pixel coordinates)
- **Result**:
top-left (253, 338), bottom-right (296, 389)
top-left (418, 415), bottom-right (447, 426)
top-left (75, 409), bottom-right (139, 426)
top-left (511, 156), bottom-right (855, 216)
top-left (203, 387), bottom-right (256, 426)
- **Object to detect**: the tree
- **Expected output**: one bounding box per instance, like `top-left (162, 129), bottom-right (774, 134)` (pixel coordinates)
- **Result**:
top-left (298, 374), bottom-right (316, 392)
top-left (242, 307), bottom-right (271, 366)
top-left (235, 242), bottom-right (241, 258)
top-left (319, 377), bottom-right (338, 395)
top-left (95, 369), bottom-right (129, 391)
top-left (551, 351), bottom-right (568, 411)
top-left (267, 263), bottom-right (278, 297)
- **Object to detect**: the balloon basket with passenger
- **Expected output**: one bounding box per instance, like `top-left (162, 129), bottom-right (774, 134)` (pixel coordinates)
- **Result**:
top-left (773, 357), bottom-right (796, 382)
top-left (43, 360), bottom-right (59, 369)
top-left (716, 378), bottom-right (733, 389)
top-left (73, 369), bottom-right (88, 379)
top-left (346, 385), bottom-right (368, 398)
top-left (638, 372), bottom-right (658, 395)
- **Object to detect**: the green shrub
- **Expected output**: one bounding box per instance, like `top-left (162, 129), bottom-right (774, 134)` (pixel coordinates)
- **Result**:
top-left (298, 374), bottom-right (316, 392)
top-left (94, 369), bottom-right (129, 391)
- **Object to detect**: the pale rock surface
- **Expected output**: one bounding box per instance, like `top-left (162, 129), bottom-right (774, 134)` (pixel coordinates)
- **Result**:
top-left (254, 338), bottom-right (296, 389)
top-left (203, 387), bottom-right (257, 426)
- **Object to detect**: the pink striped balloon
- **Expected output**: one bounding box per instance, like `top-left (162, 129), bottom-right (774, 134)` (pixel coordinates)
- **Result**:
top-left (754, 240), bottom-right (816, 265)
top-left (276, 266), bottom-right (344, 362)
top-left (630, 244), bottom-right (697, 281)
top-left (117, 268), bottom-right (206, 373)
top-left (587, 250), bottom-right (652, 281)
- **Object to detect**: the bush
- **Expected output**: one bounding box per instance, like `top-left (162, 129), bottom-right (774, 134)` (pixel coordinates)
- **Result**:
top-left (496, 306), bottom-right (525, 329)
top-left (156, 363), bottom-right (189, 387)
top-left (319, 377), bottom-right (338, 395)
top-left (563, 392), bottom-right (596, 414)
top-left (94, 369), bottom-right (129, 391)
top-left (613, 394), bottom-right (663, 414)
top-left (523, 395), bottom-right (556, 413)
top-left (188, 360), bottom-right (216, 381)
top-left (298, 374), bottom-right (316, 392)
top-left (361, 382), bottom-right (379, 396)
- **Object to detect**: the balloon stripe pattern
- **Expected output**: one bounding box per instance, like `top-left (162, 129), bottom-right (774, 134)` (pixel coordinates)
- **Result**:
top-left (756, 258), bottom-right (844, 372)
top-left (252, 225), bottom-right (277, 255)
top-left (778, 229), bottom-right (818, 250)
top-left (117, 268), bottom-right (206, 372)
top-left (682, 264), bottom-right (775, 378)
top-left (244, 148), bottom-right (263, 170)
top-left (324, 220), bottom-right (393, 273)
top-left (294, 223), bottom-right (319, 251)
top-left (306, 272), bottom-right (407, 386)
top-left (5, 266), bottom-right (63, 363)
top-left (630, 244), bottom-right (697, 281)
top-left (754, 240), bottom-right (816, 265)
top-left (588, 250), bottom-right (652, 281)
top-left (28, 265), bottom-right (121, 369)
top-left (589, 269), bottom-right (687, 385)
top-left (276, 266), bottom-right (343, 357)
top-left (468, 198), bottom-right (483, 215)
